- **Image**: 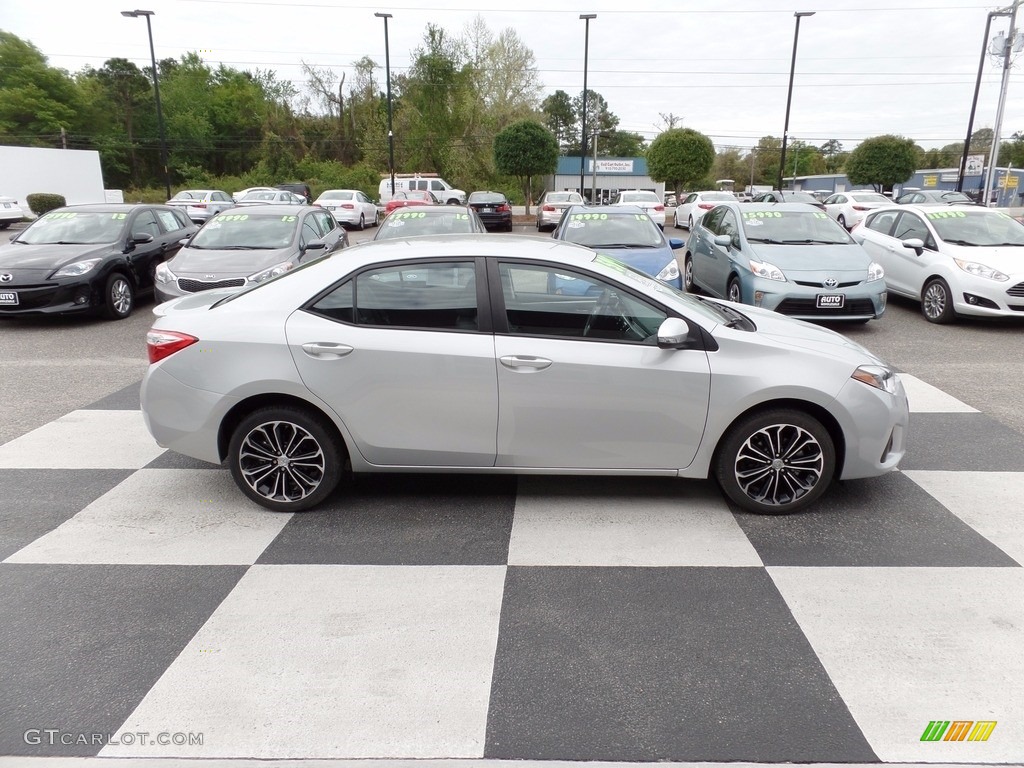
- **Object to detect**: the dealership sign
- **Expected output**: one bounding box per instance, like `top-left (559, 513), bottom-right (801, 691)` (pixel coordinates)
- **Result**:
top-left (587, 160), bottom-right (635, 173)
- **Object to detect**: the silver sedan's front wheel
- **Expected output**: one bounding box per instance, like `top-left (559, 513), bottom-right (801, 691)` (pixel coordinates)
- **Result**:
top-left (714, 409), bottom-right (836, 514)
top-left (228, 406), bottom-right (344, 511)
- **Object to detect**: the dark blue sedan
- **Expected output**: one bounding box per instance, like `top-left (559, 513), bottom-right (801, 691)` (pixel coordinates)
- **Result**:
top-left (551, 205), bottom-right (683, 292)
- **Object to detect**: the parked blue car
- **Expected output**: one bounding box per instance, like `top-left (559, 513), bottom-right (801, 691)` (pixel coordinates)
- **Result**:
top-left (683, 202), bottom-right (887, 322)
top-left (551, 205), bottom-right (682, 292)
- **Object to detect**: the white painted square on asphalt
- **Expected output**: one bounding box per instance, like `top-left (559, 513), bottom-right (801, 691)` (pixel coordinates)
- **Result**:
top-left (769, 566), bottom-right (1024, 763)
top-left (899, 374), bottom-right (978, 413)
top-left (905, 470), bottom-right (1024, 566)
top-left (508, 476), bottom-right (762, 566)
top-left (0, 410), bottom-right (164, 468)
top-left (3, 469), bottom-right (290, 565)
top-left (101, 564), bottom-right (507, 759)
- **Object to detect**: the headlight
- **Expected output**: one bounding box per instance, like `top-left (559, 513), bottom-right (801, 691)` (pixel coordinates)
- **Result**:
top-left (154, 262), bottom-right (176, 284)
top-left (851, 365), bottom-right (898, 395)
top-left (953, 258), bottom-right (1009, 281)
top-left (248, 261), bottom-right (294, 284)
top-left (867, 261), bottom-right (885, 281)
top-left (748, 259), bottom-right (786, 282)
top-left (656, 260), bottom-right (680, 282)
top-left (51, 258), bottom-right (102, 278)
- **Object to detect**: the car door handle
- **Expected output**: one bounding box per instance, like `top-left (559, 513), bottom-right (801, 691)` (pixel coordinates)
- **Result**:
top-left (499, 355), bottom-right (552, 371)
top-left (301, 342), bottom-right (353, 359)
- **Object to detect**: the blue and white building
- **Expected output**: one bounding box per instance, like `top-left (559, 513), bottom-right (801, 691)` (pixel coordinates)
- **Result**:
top-left (550, 156), bottom-right (664, 204)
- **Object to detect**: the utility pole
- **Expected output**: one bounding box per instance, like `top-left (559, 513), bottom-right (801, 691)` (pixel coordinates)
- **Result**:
top-left (591, 130), bottom-right (599, 204)
top-left (983, 0), bottom-right (1021, 207)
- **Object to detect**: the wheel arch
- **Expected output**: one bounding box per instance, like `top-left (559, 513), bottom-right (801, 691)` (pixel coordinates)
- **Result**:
top-left (217, 392), bottom-right (351, 464)
top-left (710, 397), bottom-right (846, 479)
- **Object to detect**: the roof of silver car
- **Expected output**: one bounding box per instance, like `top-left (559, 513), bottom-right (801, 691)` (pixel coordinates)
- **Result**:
top-left (347, 233), bottom-right (596, 263)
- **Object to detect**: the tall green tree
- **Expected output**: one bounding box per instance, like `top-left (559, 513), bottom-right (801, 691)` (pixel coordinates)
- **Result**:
top-left (646, 128), bottom-right (715, 200)
top-left (845, 134), bottom-right (918, 192)
top-left (0, 31), bottom-right (78, 145)
top-left (494, 120), bottom-right (558, 213)
top-left (819, 139), bottom-right (845, 173)
top-left (541, 90), bottom-right (575, 152)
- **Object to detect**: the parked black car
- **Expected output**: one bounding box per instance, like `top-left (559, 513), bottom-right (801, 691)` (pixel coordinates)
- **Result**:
top-left (467, 191), bottom-right (513, 231)
top-left (0, 204), bottom-right (197, 319)
top-left (750, 190), bottom-right (827, 210)
top-left (275, 182), bottom-right (313, 203)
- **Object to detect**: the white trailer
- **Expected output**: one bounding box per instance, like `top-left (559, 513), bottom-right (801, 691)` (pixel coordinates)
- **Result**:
top-left (0, 146), bottom-right (106, 215)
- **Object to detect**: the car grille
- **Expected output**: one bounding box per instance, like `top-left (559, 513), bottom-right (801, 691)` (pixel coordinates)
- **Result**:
top-left (1007, 281), bottom-right (1024, 297)
top-left (793, 280), bottom-right (862, 288)
top-left (178, 277), bottom-right (245, 293)
top-left (775, 298), bottom-right (876, 316)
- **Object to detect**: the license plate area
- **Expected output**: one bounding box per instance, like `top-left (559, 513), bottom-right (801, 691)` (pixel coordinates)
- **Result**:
top-left (816, 293), bottom-right (844, 309)
top-left (0, 291), bottom-right (19, 306)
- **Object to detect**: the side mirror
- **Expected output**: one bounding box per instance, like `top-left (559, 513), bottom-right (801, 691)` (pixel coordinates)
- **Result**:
top-left (131, 232), bottom-right (154, 245)
top-left (668, 238), bottom-right (684, 250)
top-left (656, 317), bottom-right (691, 349)
top-left (179, 237), bottom-right (192, 247)
top-left (303, 239), bottom-right (327, 251)
top-left (903, 237), bottom-right (925, 256)
top-left (713, 234), bottom-right (732, 247)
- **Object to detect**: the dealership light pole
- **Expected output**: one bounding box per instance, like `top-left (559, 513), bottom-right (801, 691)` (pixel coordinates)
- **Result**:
top-left (579, 14), bottom-right (596, 199)
top-left (983, 0), bottom-right (1021, 206)
top-left (375, 12), bottom-right (396, 199)
top-left (778, 11), bottom-right (814, 192)
top-left (122, 9), bottom-right (171, 200)
top-left (958, 7), bottom-right (1012, 192)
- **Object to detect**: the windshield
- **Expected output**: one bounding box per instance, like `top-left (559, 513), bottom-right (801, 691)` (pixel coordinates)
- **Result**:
top-left (621, 192), bottom-right (660, 203)
top-left (319, 191), bottom-right (352, 201)
top-left (171, 191), bottom-right (206, 201)
top-left (16, 211), bottom-right (126, 245)
top-left (241, 191), bottom-right (279, 202)
top-left (703, 192), bottom-right (737, 201)
top-left (938, 192), bottom-right (972, 202)
top-left (850, 193), bottom-right (890, 204)
top-left (741, 210), bottom-right (853, 244)
top-left (189, 212), bottom-right (298, 249)
top-left (375, 210), bottom-right (478, 239)
top-left (469, 193), bottom-right (505, 204)
top-left (926, 209), bottom-right (1024, 246)
top-left (547, 193), bottom-right (583, 204)
top-left (559, 212), bottom-right (663, 248)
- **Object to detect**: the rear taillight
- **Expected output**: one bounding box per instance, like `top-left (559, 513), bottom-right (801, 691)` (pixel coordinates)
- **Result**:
top-left (852, 205), bottom-right (870, 211)
top-left (698, 203), bottom-right (715, 210)
top-left (654, 205), bottom-right (664, 212)
top-left (543, 205), bottom-right (556, 212)
top-left (194, 203), bottom-right (207, 209)
top-left (147, 330), bottom-right (198, 364)
top-left (498, 203), bottom-right (511, 212)
top-left (342, 203), bottom-right (355, 209)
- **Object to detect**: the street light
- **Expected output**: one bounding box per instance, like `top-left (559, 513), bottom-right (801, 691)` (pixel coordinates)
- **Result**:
top-left (579, 14), bottom-right (596, 199)
top-left (121, 9), bottom-right (171, 200)
top-left (374, 12), bottom-right (396, 200)
top-left (777, 11), bottom-right (814, 191)
top-left (958, 7), bottom-right (1012, 192)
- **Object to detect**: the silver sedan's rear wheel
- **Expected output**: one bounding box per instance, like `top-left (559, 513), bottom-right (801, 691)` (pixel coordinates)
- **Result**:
top-left (228, 406), bottom-right (344, 512)
top-left (714, 409), bottom-right (836, 514)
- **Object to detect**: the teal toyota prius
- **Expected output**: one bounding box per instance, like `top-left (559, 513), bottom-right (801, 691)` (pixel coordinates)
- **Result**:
top-left (683, 202), bottom-right (887, 322)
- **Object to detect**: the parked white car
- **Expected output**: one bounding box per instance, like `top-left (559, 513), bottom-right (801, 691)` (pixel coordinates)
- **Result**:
top-left (674, 191), bottom-right (739, 230)
top-left (166, 189), bottom-right (235, 223)
top-left (0, 196), bottom-right (25, 229)
top-left (852, 204), bottom-right (1024, 323)
top-left (313, 189), bottom-right (380, 230)
top-left (823, 191), bottom-right (892, 230)
top-left (232, 186), bottom-right (276, 202)
top-left (609, 190), bottom-right (666, 228)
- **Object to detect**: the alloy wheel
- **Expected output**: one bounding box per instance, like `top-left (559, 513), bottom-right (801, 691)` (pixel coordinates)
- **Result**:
top-left (237, 420), bottom-right (327, 504)
top-left (733, 423), bottom-right (825, 507)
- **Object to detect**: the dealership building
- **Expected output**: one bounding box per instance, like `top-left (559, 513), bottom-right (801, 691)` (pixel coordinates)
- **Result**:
top-left (549, 156), bottom-right (664, 203)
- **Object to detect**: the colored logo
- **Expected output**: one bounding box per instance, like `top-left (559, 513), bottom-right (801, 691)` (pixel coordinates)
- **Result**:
top-left (920, 720), bottom-right (997, 742)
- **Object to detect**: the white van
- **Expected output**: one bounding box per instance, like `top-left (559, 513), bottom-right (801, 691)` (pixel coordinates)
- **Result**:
top-left (378, 174), bottom-right (466, 205)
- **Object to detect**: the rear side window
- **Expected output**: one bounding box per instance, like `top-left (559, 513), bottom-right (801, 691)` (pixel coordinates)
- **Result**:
top-left (865, 210), bottom-right (899, 235)
top-left (155, 209), bottom-right (183, 232)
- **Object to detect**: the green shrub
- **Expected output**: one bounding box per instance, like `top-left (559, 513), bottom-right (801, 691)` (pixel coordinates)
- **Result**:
top-left (26, 193), bottom-right (67, 216)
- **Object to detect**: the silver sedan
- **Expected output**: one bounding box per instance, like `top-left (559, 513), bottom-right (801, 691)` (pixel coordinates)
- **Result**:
top-left (141, 235), bottom-right (908, 515)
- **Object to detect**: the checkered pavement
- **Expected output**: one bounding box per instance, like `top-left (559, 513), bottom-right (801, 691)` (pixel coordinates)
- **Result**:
top-left (0, 374), bottom-right (1021, 765)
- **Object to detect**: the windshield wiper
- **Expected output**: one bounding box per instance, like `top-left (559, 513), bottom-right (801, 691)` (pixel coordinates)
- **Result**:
top-left (942, 239), bottom-right (980, 247)
top-left (594, 243), bottom-right (650, 248)
top-left (982, 241), bottom-right (1024, 247)
top-left (778, 239), bottom-right (847, 245)
top-left (746, 237), bottom-right (785, 244)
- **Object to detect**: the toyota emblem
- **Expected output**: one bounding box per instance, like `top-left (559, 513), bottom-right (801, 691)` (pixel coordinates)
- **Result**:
top-left (0, 273), bottom-right (12, 283)
top-left (824, 277), bottom-right (838, 288)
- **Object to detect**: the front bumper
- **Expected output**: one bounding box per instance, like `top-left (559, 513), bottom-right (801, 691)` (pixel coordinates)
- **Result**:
top-left (833, 373), bottom-right (909, 479)
top-left (0, 274), bottom-right (100, 316)
top-left (949, 272), bottom-right (1024, 317)
top-left (155, 274), bottom-right (247, 303)
top-left (749, 276), bottom-right (887, 321)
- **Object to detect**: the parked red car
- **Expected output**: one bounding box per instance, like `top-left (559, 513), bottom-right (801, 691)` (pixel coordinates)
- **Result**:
top-left (384, 190), bottom-right (439, 215)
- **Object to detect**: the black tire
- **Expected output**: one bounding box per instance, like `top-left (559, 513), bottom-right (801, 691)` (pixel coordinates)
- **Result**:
top-left (921, 277), bottom-right (956, 324)
top-left (688, 214), bottom-right (694, 230)
top-left (447, 198), bottom-right (460, 205)
top-left (674, 212), bottom-right (682, 229)
top-left (228, 405), bottom-right (345, 512)
top-left (837, 214), bottom-right (847, 229)
top-left (714, 408), bottom-right (836, 514)
top-left (504, 221), bottom-right (514, 232)
top-left (0, 223), bottom-right (9, 230)
top-left (727, 276), bottom-right (742, 304)
top-left (683, 255), bottom-right (696, 293)
top-left (102, 272), bottom-right (134, 319)
top-left (357, 213), bottom-right (365, 231)
top-left (373, 210), bottom-right (380, 227)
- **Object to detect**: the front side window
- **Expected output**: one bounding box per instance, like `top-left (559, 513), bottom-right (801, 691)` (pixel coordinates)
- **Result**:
top-left (893, 213), bottom-right (933, 247)
top-left (498, 262), bottom-right (666, 343)
top-left (132, 210), bottom-right (162, 238)
top-left (701, 206), bottom-right (727, 234)
top-left (310, 261), bottom-right (479, 331)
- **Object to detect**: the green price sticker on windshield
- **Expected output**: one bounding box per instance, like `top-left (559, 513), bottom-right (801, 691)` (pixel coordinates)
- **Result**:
top-left (743, 211), bottom-right (782, 219)
top-left (218, 214), bottom-right (250, 222)
top-left (570, 213), bottom-right (608, 221)
top-left (925, 211), bottom-right (966, 220)
top-left (281, 215), bottom-right (297, 222)
top-left (111, 213), bottom-right (128, 220)
top-left (43, 212), bottom-right (78, 220)
top-left (456, 214), bottom-right (469, 219)
top-left (814, 212), bottom-right (829, 219)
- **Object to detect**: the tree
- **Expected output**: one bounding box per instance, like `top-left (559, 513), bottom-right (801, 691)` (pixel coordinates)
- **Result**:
top-left (845, 134), bottom-right (918, 192)
top-left (494, 120), bottom-right (558, 214)
top-left (646, 128), bottom-right (715, 199)
top-left (541, 90), bottom-right (575, 152)
top-left (752, 135), bottom-right (782, 187)
top-left (819, 139), bottom-right (844, 174)
top-left (600, 129), bottom-right (645, 158)
top-left (0, 31), bottom-right (78, 145)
